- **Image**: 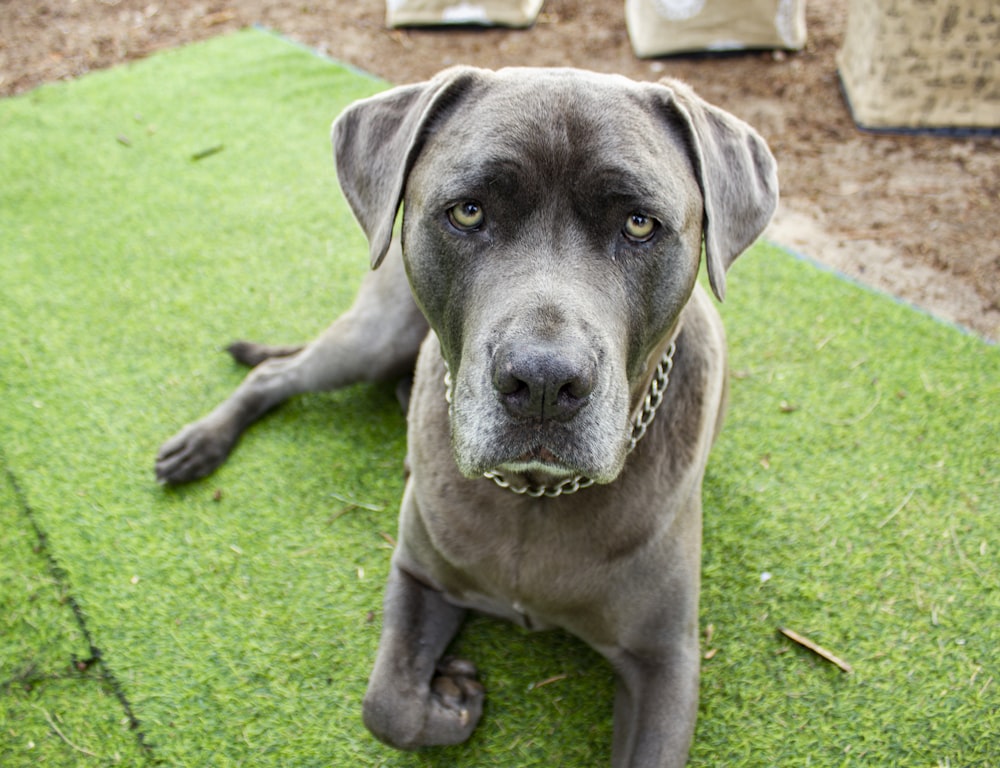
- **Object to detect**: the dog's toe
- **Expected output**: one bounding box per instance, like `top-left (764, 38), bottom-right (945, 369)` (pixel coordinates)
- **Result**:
top-left (426, 656), bottom-right (484, 738)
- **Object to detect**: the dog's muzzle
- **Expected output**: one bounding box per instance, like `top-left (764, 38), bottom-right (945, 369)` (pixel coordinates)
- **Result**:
top-left (443, 334), bottom-right (678, 498)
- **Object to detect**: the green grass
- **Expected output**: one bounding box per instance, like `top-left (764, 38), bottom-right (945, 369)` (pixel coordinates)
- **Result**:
top-left (1, 28), bottom-right (997, 767)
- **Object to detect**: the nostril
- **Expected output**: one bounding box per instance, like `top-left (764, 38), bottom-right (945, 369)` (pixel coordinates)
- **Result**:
top-left (561, 370), bottom-right (595, 403)
top-left (492, 363), bottom-right (526, 397)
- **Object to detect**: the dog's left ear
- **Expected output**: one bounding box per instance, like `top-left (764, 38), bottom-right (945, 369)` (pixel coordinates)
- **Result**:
top-left (332, 67), bottom-right (482, 269)
top-left (652, 79), bottom-right (779, 301)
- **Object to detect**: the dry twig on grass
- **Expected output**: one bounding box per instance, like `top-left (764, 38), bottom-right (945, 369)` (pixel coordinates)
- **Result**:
top-left (779, 627), bottom-right (853, 674)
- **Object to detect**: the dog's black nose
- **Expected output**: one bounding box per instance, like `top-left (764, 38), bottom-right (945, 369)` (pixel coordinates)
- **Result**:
top-left (492, 343), bottom-right (596, 422)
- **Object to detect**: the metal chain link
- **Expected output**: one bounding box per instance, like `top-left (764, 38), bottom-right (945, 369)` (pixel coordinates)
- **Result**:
top-left (443, 337), bottom-right (677, 498)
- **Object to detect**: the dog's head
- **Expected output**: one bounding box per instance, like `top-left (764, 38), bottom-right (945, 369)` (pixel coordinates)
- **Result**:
top-left (333, 67), bottom-right (777, 485)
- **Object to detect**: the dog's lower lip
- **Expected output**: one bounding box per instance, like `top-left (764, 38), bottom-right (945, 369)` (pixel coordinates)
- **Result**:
top-left (491, 447), bottom-right (579, 478)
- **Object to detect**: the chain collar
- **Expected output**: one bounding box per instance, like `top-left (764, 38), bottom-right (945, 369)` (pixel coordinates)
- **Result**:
top-left (442, 332), bottom-right (679, 498)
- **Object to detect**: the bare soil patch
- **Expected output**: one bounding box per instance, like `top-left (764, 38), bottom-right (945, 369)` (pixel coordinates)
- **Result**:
top-left (3, 0), bottom-right (996, 339)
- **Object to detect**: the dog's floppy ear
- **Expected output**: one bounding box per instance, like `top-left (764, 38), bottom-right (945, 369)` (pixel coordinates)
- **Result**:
top-left (653, 79), bottom-right (778, 301)
top-left (332, 68), bottom-right (480, 269)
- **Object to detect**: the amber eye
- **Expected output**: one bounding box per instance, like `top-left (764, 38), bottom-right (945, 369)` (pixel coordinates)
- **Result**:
top-left (623, 213), bottom-right (656, 242)
top-left (448, 201), bottom-right (485, 231)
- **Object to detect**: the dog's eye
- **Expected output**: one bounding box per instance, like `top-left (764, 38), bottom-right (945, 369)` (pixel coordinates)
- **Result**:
top-left (623, 213), bottom-right (657, 243)
top-left (448, 201), bottom-right (485, 231)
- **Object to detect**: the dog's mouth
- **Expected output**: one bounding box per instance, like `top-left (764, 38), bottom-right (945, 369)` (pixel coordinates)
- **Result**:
top-left (518, 446), bottom-right (562, 465)
top-left (489, 446), bottom-right (581, 480)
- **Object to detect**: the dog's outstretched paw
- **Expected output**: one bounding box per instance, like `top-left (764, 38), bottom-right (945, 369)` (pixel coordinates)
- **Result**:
top-left (154, 421), bottom-right (237, 485)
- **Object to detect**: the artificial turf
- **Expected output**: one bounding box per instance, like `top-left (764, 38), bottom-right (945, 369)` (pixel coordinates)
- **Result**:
top-left (1, 28), bottom-right (996, 767)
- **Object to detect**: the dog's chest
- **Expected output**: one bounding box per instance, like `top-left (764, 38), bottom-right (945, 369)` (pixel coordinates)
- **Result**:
top-left (399, 483), bottom-right (632, 637)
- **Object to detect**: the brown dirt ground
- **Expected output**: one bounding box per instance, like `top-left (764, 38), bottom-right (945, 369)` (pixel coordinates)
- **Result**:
top-left (2, 0), bottom-right (997, 340)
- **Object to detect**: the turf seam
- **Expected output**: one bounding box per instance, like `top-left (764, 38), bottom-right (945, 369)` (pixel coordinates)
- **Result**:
top-left (1, 450), bottom-right (158, 763)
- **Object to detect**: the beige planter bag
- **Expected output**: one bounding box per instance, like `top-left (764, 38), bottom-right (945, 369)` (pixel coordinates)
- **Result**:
top-left (387, 0), bottom-right (544, 27)
top-left (837, 0), bottom-right (1000, 130)
top-left (626, 0), bottom-right (806, 57)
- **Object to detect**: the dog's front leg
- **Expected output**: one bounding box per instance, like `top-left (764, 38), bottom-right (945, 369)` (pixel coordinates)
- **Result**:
top-left (363, 564), bottom-right (483, 750)
top-left (155, 243), bottom-right (427, 484)
top-left (605, 544), bottom-right (701, 768)
top-left (607, 637), bottom-right (701, 768)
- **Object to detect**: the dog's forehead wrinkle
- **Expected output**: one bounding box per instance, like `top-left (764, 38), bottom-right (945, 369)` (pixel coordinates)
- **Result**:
top-left (436, 76), bottom-right (656, 165)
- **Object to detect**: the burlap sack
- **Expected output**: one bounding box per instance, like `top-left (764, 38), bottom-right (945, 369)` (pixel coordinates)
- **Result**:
top-left (838, 0), bottom-right (1000, 130)
top-left (387, 0), bottom-right (544, 27)
top-left (626, 0), bottom-right (806, 58)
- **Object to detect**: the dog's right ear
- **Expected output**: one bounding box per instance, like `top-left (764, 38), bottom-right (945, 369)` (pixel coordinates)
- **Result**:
top-left (332, 68), bottom-right (480, 269)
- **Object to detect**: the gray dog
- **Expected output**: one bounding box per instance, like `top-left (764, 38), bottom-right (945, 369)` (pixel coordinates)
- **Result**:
top-left (156, 67), bottom-right (777, 767)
